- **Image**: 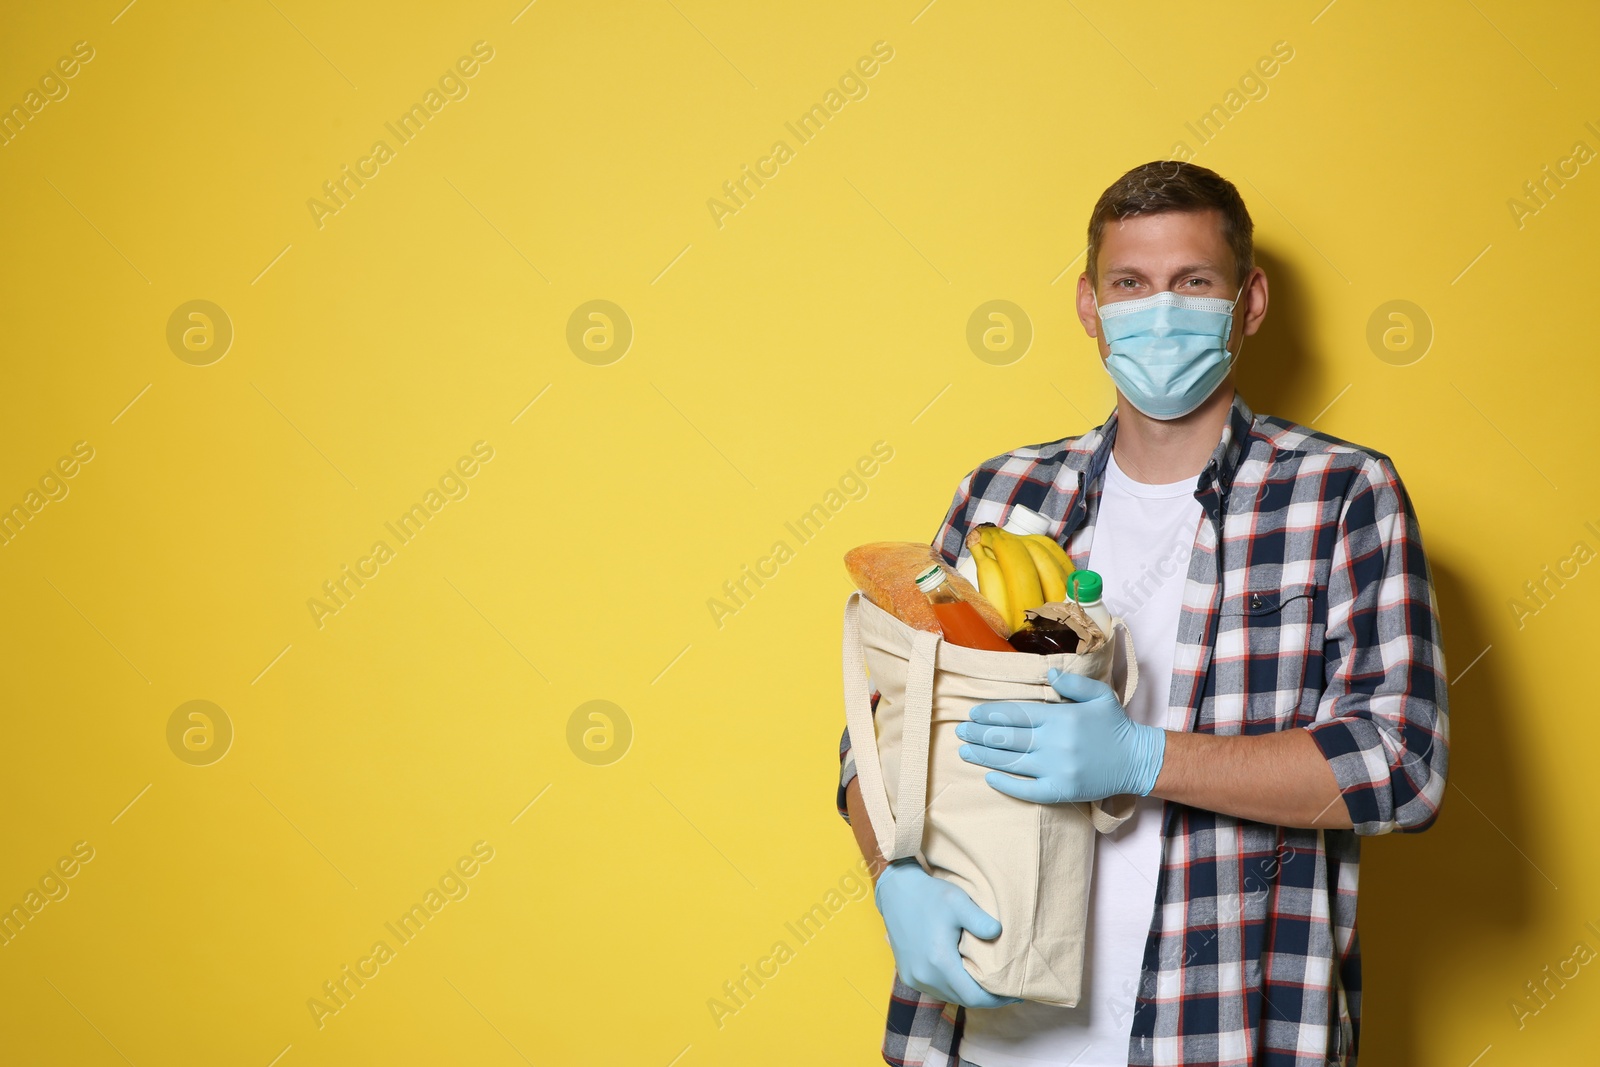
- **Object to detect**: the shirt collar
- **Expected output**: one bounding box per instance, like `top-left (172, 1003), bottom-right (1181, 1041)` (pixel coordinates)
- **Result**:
top-left (1063, 389), bottom-right (1259, 496)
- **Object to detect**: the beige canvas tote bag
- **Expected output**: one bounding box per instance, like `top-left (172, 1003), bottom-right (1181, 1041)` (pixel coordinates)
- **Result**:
top-left (843, 589), bottom-right (1141, 1007)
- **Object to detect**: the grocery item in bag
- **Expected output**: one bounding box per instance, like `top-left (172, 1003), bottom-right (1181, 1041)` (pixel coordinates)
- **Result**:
top-left (913, 564), bottom-right (1013, 651)
top-left (1007, 603), bottom-right (1088, 654)
top-left (844, 541), bottom-right (1011, 637)
top-left (955, 505), bottom-right (1054, 585)
top-left (1066, 570), bottom-right (1114, 638)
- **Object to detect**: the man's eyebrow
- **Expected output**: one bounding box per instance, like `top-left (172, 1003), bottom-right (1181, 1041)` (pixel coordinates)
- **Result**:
top-left (1105, 262), bottom-right (1225, 277)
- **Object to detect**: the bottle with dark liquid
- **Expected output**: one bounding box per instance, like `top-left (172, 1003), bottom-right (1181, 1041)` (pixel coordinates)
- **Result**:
top-left (1007, 621), bottom-right (1081, 655)
top-left (913, 565), bottom-right (1014, 651)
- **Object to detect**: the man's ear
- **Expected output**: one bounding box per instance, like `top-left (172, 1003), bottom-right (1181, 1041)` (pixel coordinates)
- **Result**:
top-left (1077, 272), bottom-right (1101, 340)
top-left (1241, 267), bottom-right (1269, 338)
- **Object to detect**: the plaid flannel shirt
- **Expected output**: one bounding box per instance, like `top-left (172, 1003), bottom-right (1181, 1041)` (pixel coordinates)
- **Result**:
top-left (837, 390), bottom-right (1449, 1066)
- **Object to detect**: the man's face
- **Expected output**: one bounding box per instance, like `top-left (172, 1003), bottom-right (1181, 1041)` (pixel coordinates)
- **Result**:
top-left (1076, 207), bottom-right (1265, 365)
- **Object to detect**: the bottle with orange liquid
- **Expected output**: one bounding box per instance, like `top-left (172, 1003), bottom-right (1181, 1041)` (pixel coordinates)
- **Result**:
top-left (913, 564), bottom-right (1014, 652)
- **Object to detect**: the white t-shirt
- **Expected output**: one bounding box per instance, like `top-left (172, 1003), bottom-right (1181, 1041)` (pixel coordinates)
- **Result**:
top-left (959, 450), bottom-right (1202, 1067)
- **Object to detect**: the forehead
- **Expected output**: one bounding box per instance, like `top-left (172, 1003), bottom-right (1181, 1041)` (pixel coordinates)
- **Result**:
top-left (1099, 208), bottom-right (1232, 274)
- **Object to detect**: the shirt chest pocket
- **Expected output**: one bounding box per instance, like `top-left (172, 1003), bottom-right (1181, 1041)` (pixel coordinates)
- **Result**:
top-left (1216, 581), bottom-right (1324, 729)
top-left (1234, 585), bottom-right (1317, 616)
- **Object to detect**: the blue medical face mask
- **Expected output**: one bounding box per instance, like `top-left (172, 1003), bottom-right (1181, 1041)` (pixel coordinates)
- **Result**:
top-left (1092, 287), bottom-right (1243, 420)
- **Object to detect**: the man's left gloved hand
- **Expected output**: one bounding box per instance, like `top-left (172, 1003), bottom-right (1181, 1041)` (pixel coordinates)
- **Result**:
top-left (955, 668), bottom-right (1166, 804)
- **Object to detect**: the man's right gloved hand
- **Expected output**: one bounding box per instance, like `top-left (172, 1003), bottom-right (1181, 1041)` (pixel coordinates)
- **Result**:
top-left (873, 857), bottom-right (1023, 1009)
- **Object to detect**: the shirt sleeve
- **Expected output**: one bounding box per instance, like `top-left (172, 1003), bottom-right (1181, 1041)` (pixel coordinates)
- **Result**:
top-left (934, 466), bottom-right (980, 569)
top-left (1304, 454), bottom-right (1450, 835)
top-left (837, 469), bottom-right (980, 823)
top-left (835, 693), bottom-right (879, 823)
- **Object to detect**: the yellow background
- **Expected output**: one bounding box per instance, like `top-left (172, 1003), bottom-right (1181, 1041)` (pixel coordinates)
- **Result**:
top-left (1, 1), bottom-right (1596, 1063)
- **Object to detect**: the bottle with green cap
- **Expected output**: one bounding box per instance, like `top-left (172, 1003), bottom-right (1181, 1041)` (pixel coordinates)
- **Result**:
top-left (1067, 569), bottom-right (1113, 639)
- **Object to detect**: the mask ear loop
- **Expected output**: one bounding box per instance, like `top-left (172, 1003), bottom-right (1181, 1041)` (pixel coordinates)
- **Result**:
top-left (1226, 285), bottom-right (1247, 365)
top-left (1091, 287), bottom-right (1115, 350)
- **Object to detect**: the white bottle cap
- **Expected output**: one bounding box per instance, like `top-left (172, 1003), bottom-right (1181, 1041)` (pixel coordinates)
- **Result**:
top-left (1003, 506), bottom-right (1053, 537)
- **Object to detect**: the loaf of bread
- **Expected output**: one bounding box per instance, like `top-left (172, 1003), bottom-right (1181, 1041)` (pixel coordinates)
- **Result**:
top-left (844, 541), bottom-right (1011, 637)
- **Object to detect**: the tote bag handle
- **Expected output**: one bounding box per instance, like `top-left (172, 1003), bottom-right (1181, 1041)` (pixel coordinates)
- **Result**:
top-left (843, 591), bottom-right (936, 863)
top-left (1087, 618), bottom-right (1141, 834)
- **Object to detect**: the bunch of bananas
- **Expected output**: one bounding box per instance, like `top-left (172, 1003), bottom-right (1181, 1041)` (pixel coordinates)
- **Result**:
top-left (964, 524), bottom-right (1076, 633)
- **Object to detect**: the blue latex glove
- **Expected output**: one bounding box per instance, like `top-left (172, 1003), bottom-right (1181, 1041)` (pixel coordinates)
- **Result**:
top-left (955, 667), bottom-right (1167, 803)
top-left (873, 858), bottom-right (1023, 1009)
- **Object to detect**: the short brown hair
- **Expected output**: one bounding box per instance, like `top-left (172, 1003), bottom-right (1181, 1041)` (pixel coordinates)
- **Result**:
top-left (1086, 161), bottom-right (1254, 289)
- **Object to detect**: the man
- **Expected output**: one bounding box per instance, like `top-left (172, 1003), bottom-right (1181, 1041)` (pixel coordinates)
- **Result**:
top-left (837, 160), bottom-right (1449, 1066)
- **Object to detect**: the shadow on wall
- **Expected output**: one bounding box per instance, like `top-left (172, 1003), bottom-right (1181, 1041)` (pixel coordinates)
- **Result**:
top-left (1239, 247), bottom-right (1541, 1063)
top-left (1355, 549), bottom-right (1542, 1063)
top-left (1234, 245), bottom-right (1324, 422)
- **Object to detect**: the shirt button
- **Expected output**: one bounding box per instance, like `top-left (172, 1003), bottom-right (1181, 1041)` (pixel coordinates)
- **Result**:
top-left (1250, 595), bottom-right (1263, 608)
